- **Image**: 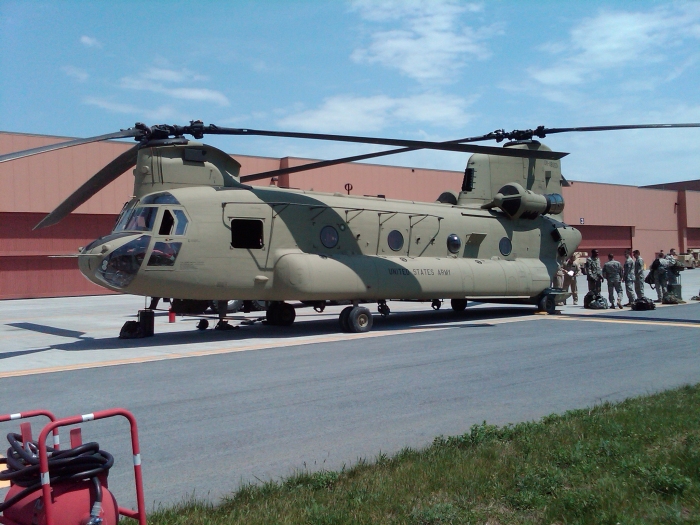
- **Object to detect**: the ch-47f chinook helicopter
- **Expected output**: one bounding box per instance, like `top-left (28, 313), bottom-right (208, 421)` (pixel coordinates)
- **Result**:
top-left (2, 121), bottom-right (698, 335)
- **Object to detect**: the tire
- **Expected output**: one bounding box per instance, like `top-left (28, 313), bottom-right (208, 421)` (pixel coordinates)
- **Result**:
top-left (347, 306), bottom-right (373, 333)
top-left (266, 303), bottom-right (281, 325)
top-left (538, 294), bottom-right (556, 314)
top-left (339, 306), bottom-right (353, 332)
top-left (451, 299), bottom-right (468, 312)
top-left (277, 303), bottom-right (296, 326)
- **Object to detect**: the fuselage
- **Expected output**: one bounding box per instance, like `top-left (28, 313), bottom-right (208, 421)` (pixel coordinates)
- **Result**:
top-left (78, 185), bottom-right (581, 303)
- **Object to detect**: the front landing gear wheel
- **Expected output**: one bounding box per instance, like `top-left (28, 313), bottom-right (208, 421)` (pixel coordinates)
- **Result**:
top-left (538, 294), bottom-right (556, 314)
top-left (347, 306), bottom-right (373, 333)
top-left (266, 302), bottom-right (296, 326)
top-left (431, 299), bottom-right (442, 310)
top-left (451, 299), bottom-right (468, 312)
top-left (197, 319), bottom-right (209, 330)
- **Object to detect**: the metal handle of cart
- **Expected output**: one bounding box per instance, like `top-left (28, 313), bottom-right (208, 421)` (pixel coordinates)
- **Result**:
top-left (35, 408), bottom-right (146, 525)
top-left (0, 411), bottom-right (60, 449)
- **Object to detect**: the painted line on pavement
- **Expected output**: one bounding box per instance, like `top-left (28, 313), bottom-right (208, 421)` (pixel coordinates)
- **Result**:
top-left (0, 314), bottom-right (543, 379)
top-left (553, 316), bottom-right (700, 329)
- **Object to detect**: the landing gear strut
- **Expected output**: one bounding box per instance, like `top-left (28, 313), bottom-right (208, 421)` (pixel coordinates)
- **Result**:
top-left (378, 300), bottom-right (390, 317)
top-left (214, 299), bottom-right (237, 330)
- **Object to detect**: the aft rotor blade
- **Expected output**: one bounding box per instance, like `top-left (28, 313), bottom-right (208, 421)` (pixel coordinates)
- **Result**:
top-left (0, 129), bottom-right (142, 164)
top-left (239, 132), bottom-right (508, 182)
top-left (34, 144), bottom-right (140, 229)
top-left (205, 126), bottom-right (567, 160)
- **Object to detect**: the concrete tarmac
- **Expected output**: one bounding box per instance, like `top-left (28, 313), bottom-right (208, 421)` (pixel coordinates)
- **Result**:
top-left (1, 272), bottom-right (699, 511)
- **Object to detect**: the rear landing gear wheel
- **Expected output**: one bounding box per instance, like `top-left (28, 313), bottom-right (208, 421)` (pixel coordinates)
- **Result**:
top-left (451, 299), bottom-right (468, 312)
top-left (196, 319), bottom-right (209, 330)
top-left (347, 306), bottom-right (373, 333)
top-left (431, 299), bottom-right (442, 310)
top-left (538, 294), bottom-right (556, 314)
top-left (339, 306), bottom-right (353, 332)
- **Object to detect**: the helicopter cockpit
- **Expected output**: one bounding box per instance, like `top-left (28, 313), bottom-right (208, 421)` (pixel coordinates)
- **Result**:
top-left (82, 192), bottom-right (191, 289)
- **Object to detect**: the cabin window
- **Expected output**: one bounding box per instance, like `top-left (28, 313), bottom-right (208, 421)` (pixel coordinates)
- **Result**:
top-left (320, 226), bottom-right (339, 248)
top-left (388, 230), bottom-right (404, 251)
top-left (447, 234), bottom-right (461, 254)
top-left (499, 237), bottom-right (512, 256)
top-left (231, 219), bottom-right (264, 249)
top-left (159, 210), bottom-right (175, 235)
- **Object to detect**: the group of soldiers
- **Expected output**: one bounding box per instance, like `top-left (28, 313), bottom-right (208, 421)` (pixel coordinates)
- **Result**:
top-left (554, 248), bottom-right (679, 308)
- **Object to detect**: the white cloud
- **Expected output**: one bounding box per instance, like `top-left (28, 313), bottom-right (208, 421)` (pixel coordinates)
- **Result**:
top-left (61, 65), bottom-right (89, 82)
top-left (530, 5), bottom-right (700, 87)
top-left (350, 0), bottom-right (499, 83)
top-left (80, 35), bottom-right (102, 48)
top-left (277, 93), bottom-right (474, 133)
top-left (119, 67), bottom-right (229, 106)
top-left (84, 96), bottom-right (182, 122)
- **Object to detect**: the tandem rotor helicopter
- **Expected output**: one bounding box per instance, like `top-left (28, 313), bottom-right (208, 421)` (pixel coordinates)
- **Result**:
top-left (2, 121), bottom-right (698, 336)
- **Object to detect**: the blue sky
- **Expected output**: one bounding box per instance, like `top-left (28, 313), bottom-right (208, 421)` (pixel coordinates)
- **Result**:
top-left (1, 1), bottom-right (699, 186)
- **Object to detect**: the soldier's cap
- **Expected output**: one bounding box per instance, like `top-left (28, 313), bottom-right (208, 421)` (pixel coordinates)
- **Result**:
top-left (608, 253), bottom-right (615, 259)
top-left (633, 249), bottom-right (640, 255)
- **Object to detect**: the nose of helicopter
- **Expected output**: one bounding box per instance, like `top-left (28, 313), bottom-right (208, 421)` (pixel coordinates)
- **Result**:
top-left (79, 234), bottom-right (151, 290)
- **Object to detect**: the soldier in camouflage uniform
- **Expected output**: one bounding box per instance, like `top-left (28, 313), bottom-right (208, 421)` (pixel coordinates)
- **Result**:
top-left (652, 251), bottom-right (668, 302)
top-left (666, 248), bottom-right (679, 286)
top-left (585, 249), bottom-right (603, 294)
top-left (633, 249), bottom-right (645, 299)
top-left (623, 249), bottom-right (636, 305)
top-left (602, 253), bottom-right (624, 309)
top-left (563, 254), bottom-right (580, 305)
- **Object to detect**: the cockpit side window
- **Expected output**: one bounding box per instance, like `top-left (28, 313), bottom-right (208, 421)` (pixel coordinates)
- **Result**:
top-left (231, 219), bottom-right (264, 249)
top-left (124, 207), bottom-right (157, 232)
top-left (159, 210), bottom-right (175, 236)
top-left (173, 210), bottom-right (189, 235)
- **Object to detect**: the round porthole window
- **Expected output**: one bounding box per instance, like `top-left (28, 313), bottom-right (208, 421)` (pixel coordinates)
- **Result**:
top-left (387, 230), bottom-right (404, 251)
top-left (446, 234), bottom-right (461, 254)
top-left (320, 226), bottom-right (339, 248)
top-left (499, 237), bottom-right (512, 256)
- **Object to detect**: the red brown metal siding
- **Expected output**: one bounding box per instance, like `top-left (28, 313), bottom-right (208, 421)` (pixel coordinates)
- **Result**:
top-left (0, 212), bottom-right (118, 298)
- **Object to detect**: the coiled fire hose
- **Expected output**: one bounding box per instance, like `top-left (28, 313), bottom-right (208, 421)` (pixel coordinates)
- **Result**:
top-left (0, 432), bottom-right (114, 516)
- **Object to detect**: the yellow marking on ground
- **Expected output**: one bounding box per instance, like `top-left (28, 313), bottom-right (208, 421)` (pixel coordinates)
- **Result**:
top-left (0, 454), bottom-right (8, 488)
top-left (553, 316), bottom-right (700, 329)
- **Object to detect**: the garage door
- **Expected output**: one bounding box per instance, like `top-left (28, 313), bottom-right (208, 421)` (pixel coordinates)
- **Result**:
top-left (576, 225), bottom-right (632, 258)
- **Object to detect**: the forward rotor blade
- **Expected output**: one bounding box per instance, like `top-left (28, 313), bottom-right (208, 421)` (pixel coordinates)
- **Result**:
top-left (206, 126), bottom-right (567, 160)
top-left (0, 129), bottom-right (142, 164)
top-left (34, 144), bottom-right (140, 230)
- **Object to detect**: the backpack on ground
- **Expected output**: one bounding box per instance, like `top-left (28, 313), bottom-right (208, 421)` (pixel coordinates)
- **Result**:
top-left (662, 292), bottom-right (679, 305)
top-left (631, 297), bottom-right (656, 311)
top-left (584, 291), bottom-right (609, 310)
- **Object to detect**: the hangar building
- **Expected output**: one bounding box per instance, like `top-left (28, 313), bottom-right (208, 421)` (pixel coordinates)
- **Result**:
top-left (1, 130), bottom-right (699, 299)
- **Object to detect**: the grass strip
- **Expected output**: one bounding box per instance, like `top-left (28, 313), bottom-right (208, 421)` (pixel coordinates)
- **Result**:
top-left (146, 384), bottom-right (700, 524)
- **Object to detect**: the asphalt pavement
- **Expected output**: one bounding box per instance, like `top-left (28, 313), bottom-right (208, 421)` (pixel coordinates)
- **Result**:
top-left (1, 272), bottom-right (699, 511)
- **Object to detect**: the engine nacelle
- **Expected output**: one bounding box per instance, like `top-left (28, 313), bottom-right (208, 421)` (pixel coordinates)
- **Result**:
top-left (482, 182), bottom-right (564, 220)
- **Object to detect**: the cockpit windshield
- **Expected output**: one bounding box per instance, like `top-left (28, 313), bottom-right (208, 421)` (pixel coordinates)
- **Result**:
top-left (114, 206), bottom-right (157, 233)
